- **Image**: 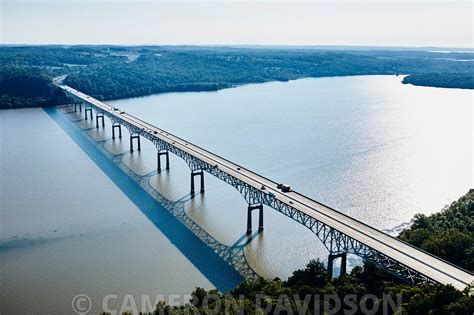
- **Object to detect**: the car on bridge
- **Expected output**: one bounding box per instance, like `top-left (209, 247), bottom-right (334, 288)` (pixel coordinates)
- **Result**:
top-left (277, 184), bottom-right (291, 192)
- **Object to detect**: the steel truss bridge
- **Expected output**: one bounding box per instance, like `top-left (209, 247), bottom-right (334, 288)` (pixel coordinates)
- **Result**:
top-left (60, 84), bottom-right (473, 292)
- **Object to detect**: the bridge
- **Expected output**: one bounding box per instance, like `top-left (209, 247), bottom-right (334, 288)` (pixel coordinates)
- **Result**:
top-left (59, 84), bottom-right (473, 292)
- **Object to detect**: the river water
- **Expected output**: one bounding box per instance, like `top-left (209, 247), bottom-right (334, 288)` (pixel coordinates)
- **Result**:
top-left (1, 75), bottom-right (472, 313)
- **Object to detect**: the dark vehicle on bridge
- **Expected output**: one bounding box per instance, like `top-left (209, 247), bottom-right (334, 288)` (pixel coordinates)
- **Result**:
top-left (277, 184), bottom-right (291, 192)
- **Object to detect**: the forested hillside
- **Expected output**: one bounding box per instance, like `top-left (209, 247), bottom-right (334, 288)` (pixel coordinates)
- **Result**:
top-left (398, 189), bottom-right (474, 272)
top-left (403, 73), bottom-right (474, 89)
top-left (1, 45), bottom-right (473, 109)
top-left (0, 67), bottom-right (65, 109)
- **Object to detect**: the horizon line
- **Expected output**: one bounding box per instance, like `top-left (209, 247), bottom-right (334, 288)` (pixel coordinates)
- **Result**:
top-left (1, 43), bottom-right (473, 51)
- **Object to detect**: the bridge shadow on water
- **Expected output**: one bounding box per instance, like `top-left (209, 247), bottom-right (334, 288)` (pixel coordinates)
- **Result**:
top-left (44, 106), bottom-right (260, 292)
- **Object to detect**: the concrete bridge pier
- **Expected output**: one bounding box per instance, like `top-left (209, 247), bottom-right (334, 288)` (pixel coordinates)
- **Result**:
top-left (112, 123), bottom-right (122, 139)
top-left (129, 134), bottom-right (141, 152)
top-left (84, 107), bottom-right (93, 120)
top-left (73, 102), bottom-right (83, 112)
top-left (157, 150), bottom-right (170, 172)
top-left (190, 170), bottom-right (204, 195)
top-left (328, 252), bottom-right (347, 279)
top-left (96, 113), bottom-right (105, 128)
top-left (247, 203), bottom-right (264, 235)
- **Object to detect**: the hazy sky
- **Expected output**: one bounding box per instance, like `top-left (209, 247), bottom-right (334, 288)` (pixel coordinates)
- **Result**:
top-left (1, 1), bottom-right (473, 47)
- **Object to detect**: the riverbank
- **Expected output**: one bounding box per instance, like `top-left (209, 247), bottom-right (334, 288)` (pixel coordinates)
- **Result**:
top-left (1, 45), bottom-right (473, 109)
top-left (403, 73), bottom-right (474, 89)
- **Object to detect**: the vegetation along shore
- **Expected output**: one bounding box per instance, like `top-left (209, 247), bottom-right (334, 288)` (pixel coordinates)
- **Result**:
top-left (1, 46), bottom-right (473, 109)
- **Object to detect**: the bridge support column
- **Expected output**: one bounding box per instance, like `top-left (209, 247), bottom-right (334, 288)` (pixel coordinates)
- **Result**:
top-left (84, 107), bottom-right (93, 120)
top-left (112, 123), bottom-right (122, 139)
top-left (190, 170), bottom-right (204, 195)
top-left (96, 113), bottom-right (105, 128)
top-left (74, 102), bottom-right (82, 112)
top-left (157, 150), bottom-right (170, 172)
top-left (328, 252), bottom-right (347, 279)
top-left (247, 204), bottom-right (264, 235)
top-left (130, 134), bottom-right (141, 152)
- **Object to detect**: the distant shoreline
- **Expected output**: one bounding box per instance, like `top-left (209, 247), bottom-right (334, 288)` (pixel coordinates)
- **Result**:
top-left (1, 74), bottom-right (471, 110)
top-left (2, 46), bottom-right (473, 109)
top-left (102, 74), bottom-right (471, 103)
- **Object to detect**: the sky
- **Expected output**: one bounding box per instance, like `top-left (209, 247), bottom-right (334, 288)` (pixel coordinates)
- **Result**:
top-left (1, 1), bottom-right (473, 48)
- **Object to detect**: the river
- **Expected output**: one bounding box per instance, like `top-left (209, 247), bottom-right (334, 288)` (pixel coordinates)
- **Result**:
top-left (1, 75), bottom-right (472, 313)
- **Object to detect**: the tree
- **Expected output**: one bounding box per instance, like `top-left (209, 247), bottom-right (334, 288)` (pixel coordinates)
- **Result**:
top-left (286, 259), bottom-right (329, 288)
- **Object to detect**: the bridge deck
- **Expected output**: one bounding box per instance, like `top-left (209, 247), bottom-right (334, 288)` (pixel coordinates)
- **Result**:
top-left (59, 85), bottom-right (473, 291)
